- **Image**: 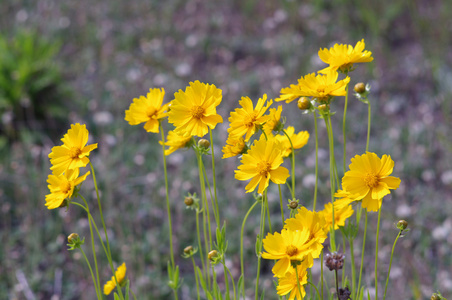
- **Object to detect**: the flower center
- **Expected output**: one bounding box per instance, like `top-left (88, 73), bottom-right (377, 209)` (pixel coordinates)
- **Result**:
top-left (285, 245), bottom-right (298, 257)
top-left (68, 147), bottom-right (82, 159)
top-left (191, 106), bottom-right (205, 119)
top-left (244, 114), bottom-right (257, 128)
top-left (61, 181), bottom-right (72, 194)
top-left (147, 107), bottom-right (157, 119)
top-left (364, 172), bottom-right (379, 188)
top-left (257, 161), bottom-right (271, 178)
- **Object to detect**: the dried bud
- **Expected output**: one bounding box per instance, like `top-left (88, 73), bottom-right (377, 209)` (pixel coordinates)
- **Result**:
top-left (325, 252), bottom-right (345, 271)
top-left (289, 201), bottom-right (298, 210)
top-left (184, 246), bottom-right (194, 255)
top-left (338, 286), bottom-right (352, 300)
top-left (198, 139), bottom-right (210, 149)
top-left (397, 220), bottom-right (408, 230)
top-left (67, 233), bottom-right (79, 244)
top-left (297, 97), bottom-right (311, 110)
top-left (354, 82), bottom-right (366, 94)
top-left (184, 196), bottom-right (194, 206)
top-left (208, 250), bottom-right (218, 261)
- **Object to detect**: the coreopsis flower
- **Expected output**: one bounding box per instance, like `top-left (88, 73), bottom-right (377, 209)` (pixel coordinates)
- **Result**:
top-left (227, 94), bottom-right (273, 141)
top-left (261, 228), bottom-right (315, 278)
top-left (342, 152), bottom-right (401, 212)
top-left (159, 130), bottom-right (192, 156)
top-left (263, 105), bottom-right (283, 135)
top-left (222, 136), bottom-right (246, 159)
top-left (318, 39), bottom-right (373, 74)
top-left (234, 134), bottom-right (289, 194)
top-left (275, 126), bottom-right (309, 157)
top-left (284, 207), bottom-right (327, 259)
top-left (276, 264), bottom-right (309, 300)
top-left (321, 202), bottom-right (354, 231)
top-left (104, 262), bottom-right (127, 295)
top-left (168, 81), bottom-right (223, 137)
top-left (124, 88), bottom-right (169, 133)
top-left (45, 169), bottom-right (90, 209)
top-left (276, 71), bottom-right (350, 103)
top-left (334, 189), bottom-right (356, 209)
top-left (49, 124), bottom-right (98, 176)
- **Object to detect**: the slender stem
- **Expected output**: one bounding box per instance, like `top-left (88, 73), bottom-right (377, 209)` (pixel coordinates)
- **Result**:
top-left (335, 269), bottom-right (340, 300)
top-left (255, 193), bottom-right (267, 300)
top-left (225, 264), bottom-right (237, 300)
top-left (357, 210), bottom-right (368, 297)
top-left (350, 237), bottom-right (356, 299)
top-left (313, 111), bottom-right (319, 211)
top-left (295, 266), bottom-right (303, 300)
top-left (223, 260), bottom-right (231, 300)
top-left (320, 250), bottom-right (324, 300)
top-left (160, 125), bottom-right (175, 268)
top-left (375, 208), bottom-right (382, 300)
top-left (328, 116), bottom-right (340, 186)
top-left (79, 247), bottom-right (101, 299)
top-left (307, 281), bottom-right (321, 300)
top-left (209, 128), bottom-right (221, 227)
top-left (240, 201), bottom-right (259, 300)
top-left (278, 184), bottom-right (284, 226)
top-left (265, 193), bottom-right (272, 233)
top-left (383, 230), bottom-right (402, 300)
top-left (86, 205), bottom-right (102, 299)
top-left (282, 129), bottom-right (296, 200)
top-left (366, 102), bottom-right (372, 152)
top-left (342, 235), bottom-right (346, 283)
top-left (343, 84), bottom-right (349, 174)
top-left (191, 256), bottom-right (201, 300)
top-left (195, 210), bottom-right (206, 282)
top-left (324, 115), bottom-right (336, 251)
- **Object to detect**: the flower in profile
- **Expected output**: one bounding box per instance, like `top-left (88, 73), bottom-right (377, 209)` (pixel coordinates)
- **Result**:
top-left (104, 262), bottom-right (127, 295)
top-left (318, 39), bottom-right (373, 73)
top-left (49, 124), bottom-right (98, 176)
top-left (222, 136), bottom-right (246, 159)
top-left (276, 264), bottom-right (309, 300)
top-left (276, 71), bottom-right (350, 103)
top-left (124, 88), bottom-right (169, 133)
top-left (261, 228), bottom-right (315, 278)
top-left (159, 130), bottom-right (192, 156)
top-left (275, 126), bottom-right (309, 157)
top-left (334, 189), bottom-right (356, 209)
top-left (342, 152), bottom-right (401, 212)
top-left (321, 202), bottom-right (354, 231)
top-left (227, 94), bottom-right (273, 141)
top-left (263, 105), bottom-right (283, 135)
top-left (168, 81), bottom-right (223, 137)
top-left (234, 134), bottom-right (289, 194)
top-left (45, 169), bottom-right (90, 209)
top-left (284, 207), bottom-right (327, 259)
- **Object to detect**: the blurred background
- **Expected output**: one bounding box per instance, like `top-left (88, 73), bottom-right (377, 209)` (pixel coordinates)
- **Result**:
top-left (1, 0), bottom-right (451, 299)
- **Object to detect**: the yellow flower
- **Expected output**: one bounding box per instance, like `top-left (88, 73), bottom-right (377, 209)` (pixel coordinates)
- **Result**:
top-left (276, 71), bottom-right (350, 103)
top-left (318, 39), bottom-right (373, 73)
top-left (227, 94), bottom-right (273, 141)
top-left (45, 169), bottom-right (90, 209)
top-left (276, 264), bottom-right (309, 300)
top-left (263, 105), bottom-right (283, 135)
top-left (104, 262), bottom-right (127, 295)
top-left (49, 124), bottom-right (98, 176)
top-left (234, 134), bottom-right (289, 194)
top-left (275, 126), bottom-right (309, 157)
top-left (159, 130), bottom-right (192, 156)
top-left (124, 88), bottom-right (169, 133)
top-left (168, 81), bottom-right (223, 137)
top-left (284, 207), bottom-right (327, 259)
top-left (261, 228), bottom-right (315, 278)
top-left (334, 189), bottom-right (356, 209)
top-left (222, 136), bottom-right (246, 159)
top-left (342, 152), bottom-right (401, 212)
top-left (321, 202), bottom-right (354, 231)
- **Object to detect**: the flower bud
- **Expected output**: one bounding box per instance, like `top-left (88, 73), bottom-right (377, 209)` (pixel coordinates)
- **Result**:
top-left (318, 104), bottom-right (329, 111)
top-left (198, 139), bottom-right (210, 149)
top-left (354, 82), bottom-right (366, 94)
top-left (208, 250), bottom-right (218, 261)
top-left (397, 220), bottom-right (408, 231)
top-left (297, 97), bottom-right (311, 110)
top-left (289, 201), bottom-right (298, 210)
top-left (67, 233), bottom-right (79, 244)
top-left (184, 196), bottom-right (194, 206)
top-left (325, 252), bottom-right (345, 271)
top-left (184, 246), bottom-right (194, 255)
top-left (431, 293), bottom-right (441, 300)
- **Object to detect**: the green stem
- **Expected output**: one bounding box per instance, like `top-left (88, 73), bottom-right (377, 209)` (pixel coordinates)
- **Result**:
top-left (366, 101), bottom-right (371, 152)
top-left (375, 208), bottom-right (382, 300)
top-left (195, 210), bottom-right (206, 282)
top-left (209, 128), bottom-right (221, 227)
top-left (255, 192), bottom-right (267, 300)
top-left (383, 230), bottom-right (402, 300)
top-left (343, 84), bottom-right (349, 174)
top-left (282, 129), bottom-right (296, 200)
top-left (324, 114), bottom-right (336, 251)
top-left (313, 111), bottom-right (319, 211)
top-left (295, 266), bottom-right (303, 300)
top-left (78, 246), bottom-right (101, 299)
top-left (240, 201), bottom-right (259, 300)
top-left (265, 193), bottom-right (272, 233)
top-left (357, 210), bottom-right (368, 297)
top-left (350, 237), bottom-right (356, 299)
top-left (191, 256), bottom-right (201, 300)
top-left (335, 269), bottom-right (340, 300)
top-left (225, 264), bottom-right (237, 300)
top-left (307, 281), bottom-right (321, 300)
top-left (223, 259), bottom-right (231, 300)
top-left (320, 250), bottom-right (324, 300)
top-left (278, 184), bottom-right (284, 226)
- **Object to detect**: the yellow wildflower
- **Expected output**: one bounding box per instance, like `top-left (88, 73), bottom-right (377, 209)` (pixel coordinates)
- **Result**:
top-left (321, 202), bottom-right (354, 231)
top-left (103, 262), bottom-right (127, 295)
top-left (275, 126), bottom-right (309, 157)
top-left (45, 169), bottom-right (90, 209)
top-left (222, 136), bottom-right (246, 159)
top-left (159, 130), bottom-right (192, 156)
top-left (318, 39), bottom-right (373, 73)
top-left (263, 105), bottom-right (283, 135)
top-left (276, 264), bottom-right (309, 300)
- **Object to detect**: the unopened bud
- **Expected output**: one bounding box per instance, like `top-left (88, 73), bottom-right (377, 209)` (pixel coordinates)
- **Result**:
top-left (68, 233), bottom-right (79, 244)
top-left (297, 97), bottom-right (311, 110)
top-left (354, 82), bottom-right (366, 94)
top-left (198, 139), bottom-right (210, 149)
top-left (318, 104), bottom-right (329, 111)
top-left (184, 246), bottom-right (194, 254)
top-left (431, 293), bottom-right (441, 300)
top-left (208, 250), bottom-right (218, 261)
top-left (289, 201), bottom-right (298, 210)
top-left (397, 220), bottom-right (408, 231)
top-left (184, 196), bottom-right (194, 206)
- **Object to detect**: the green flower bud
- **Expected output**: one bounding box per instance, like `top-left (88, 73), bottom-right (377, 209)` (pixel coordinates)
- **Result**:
top-left (208, 250), bottom-right (218, 261)
top-left (184, 246), bottom-right (194, 255)
top-left (289, 200), bottom-right (298, 210)
top-left (354, 82), bottom-right (366, 94)
top-left (184, 196), bottom-right (194, 206)
top-left (67, 233), bottom-right (79, 244)
top-left (397, 220), bottom-right (408, 231)
top-left (297, 97), bottom-right (311, 110)
top-left (198, 139), bottom-right (210, 149)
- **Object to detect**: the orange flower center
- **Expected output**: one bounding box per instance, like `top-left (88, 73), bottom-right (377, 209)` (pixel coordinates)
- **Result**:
top-left (364, 172), bottom-right (379, 188)
top-left (69, 147), bottom-right (82, 159)
top-left (147, 107), bottom-right (157, 119)
top-left (62, 181), bottom-right (72, 195)
top-left (244, 114), bottom-right (257, 128)
top-left (285, 245), bottom-right (298, 256)
top-left (257, 161), bottom-right (271, 178)
top-left (191, 106), bottom-right (205, 119)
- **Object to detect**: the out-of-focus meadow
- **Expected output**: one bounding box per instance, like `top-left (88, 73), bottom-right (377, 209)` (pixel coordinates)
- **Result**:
top-left (1, 0), bottom-right (451, 299)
